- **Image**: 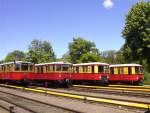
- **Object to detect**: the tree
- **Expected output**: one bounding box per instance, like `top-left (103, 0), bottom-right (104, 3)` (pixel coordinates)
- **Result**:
top-left (5, 50), bottom-right (26, 61)
top-left (62, 52), bottom-right (71, 62)
top-left (68, 37), bottom-right (102, 63)
top-left (27, 39), bottom-right (56, 63)
top-left (122, 1), bottom-right (150, 70)
top-left (101, 50), bottom-right (116, 64)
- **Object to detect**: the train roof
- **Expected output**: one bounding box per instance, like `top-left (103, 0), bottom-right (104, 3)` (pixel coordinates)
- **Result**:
top-left (35, 62), bottom-right (72, 66)
top-left (109, 64), bottom-right (142, 67)
top-left (0, 61), bottom-right (33, 66)
top-left (73, 62), bottom-right (109, 66)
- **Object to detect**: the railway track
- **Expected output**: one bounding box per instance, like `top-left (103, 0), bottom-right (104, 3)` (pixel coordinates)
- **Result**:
top-left (109, 85), bottom-right (150, 89)
top-left (0, 97), bottom-right (37, 113)
top-left (70, 86), bottom-right (150, 98)
top-left (73, 85), bottom-right (150, 92)
top-left (0, 87), bottom-right (81, 113)
top-left (0, 84), bottom-right (150, 110)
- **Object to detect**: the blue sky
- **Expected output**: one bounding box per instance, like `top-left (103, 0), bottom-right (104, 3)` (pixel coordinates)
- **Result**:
top-left (0, 0), bottom-right (148, 60)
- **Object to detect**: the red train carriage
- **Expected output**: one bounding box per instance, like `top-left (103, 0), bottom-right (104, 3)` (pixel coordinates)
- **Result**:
top-left (0, 61), bottom-right (34, 85)
top-left (34, 62), bottom-right (72, 87)
top-left (109, 64), bottom-right (144, 85)
top-left (72, 62), bottom-right (109, 85)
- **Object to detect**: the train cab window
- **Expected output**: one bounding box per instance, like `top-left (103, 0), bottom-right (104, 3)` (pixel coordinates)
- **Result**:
top-left (139, 67), bottom-right (143, 74)
top-left (15, 63), bottom-right (20, 71)
top-left (62, 64), bottom-right (69, 72)
top-left (135, 67), bottom-right (141, 74)
top-left (104, 66), bottom-right (109, 73)
top-left (21, 63), bottom-right (29, 71)
top-left (98, 66), bottom-right (104, 73)
top-left (56, 65), bottom-right (61, 71)
top-left (110, 68), bottom-right (114, 74)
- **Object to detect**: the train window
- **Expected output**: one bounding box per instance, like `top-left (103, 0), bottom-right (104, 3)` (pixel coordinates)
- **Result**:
top-left (94, 65), bottom-right (98, 73)
top-left (73, 67), bottom-right (76, 73)
top-left (76, 67), bottom-right (79, 73)
top-left (128, 67), bottom-right (132, 75)
top-left (48, 65), bottom-right (54, 72)
top-left (56, 65), bottom-right (61, 71)
top-left (98, 66), bottom-right (104, 73)
top-left (15, 63), bottom-right (20, 71)
top-left (83, 66), bottom-right (88, 73)
top-left (135, 67), bottom-right (141, 74)
top-left (118, 68), bottom-right (123, 74)
top-left (21, 63), bottom-right (29, 71)
top-left (104, 66), bottom-right (109, 73)
top-left (139, 67), bottom-right (143, 74)
top-left (114, 68), bottom-right (118, 74)
top-left (38, 66), bottom-right (43, 73)
top-left (79, 66), bottom-right (83, 73)
top-left (0, 66), bottom-right (2, 72)
top-left (110, 68), bottom-right (114, 74)
top-left (35, 67), bottom-right (38, 73)
top-left (131, 67), bottom-right (135, 74)
top-left (62, 64), bottom-right (69, 72)
top-left (123, 67), bottom-right (128, 74)
top-left (91, 66), bottom-right (94, 73)
top-left (7, 64), bottom-right (13, 72)
top-left (30, 65), bottom-right (34, 72)
top-left (87, 66), bottom-right (91, 73)
top-left (2, 66), bottom-right (5, 72)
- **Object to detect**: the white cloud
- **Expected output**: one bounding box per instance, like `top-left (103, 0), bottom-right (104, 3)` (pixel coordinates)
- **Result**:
top-left (102, 0), bottom-right (114, 9)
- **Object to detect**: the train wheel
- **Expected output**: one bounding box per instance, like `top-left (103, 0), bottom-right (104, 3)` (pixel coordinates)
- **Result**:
top-left (64, 79), bottom-right (72, 88)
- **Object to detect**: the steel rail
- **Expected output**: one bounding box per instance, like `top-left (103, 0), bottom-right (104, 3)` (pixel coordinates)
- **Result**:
top-left (0, 97), bottom-right (37, 113)
top-left (0, 84), bottom-right (83, 113)
top-left (73, 85), bottom-right (150, 92)
top-left (109, 85), bottom-right (150, 89)
top-left (0, 84), bottom-right (150, 110)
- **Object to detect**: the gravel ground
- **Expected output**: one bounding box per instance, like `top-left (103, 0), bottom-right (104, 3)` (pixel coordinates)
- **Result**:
top-left (0, 92), bottom-right (76, 113)
top-left (0, 87), bottom-right (147, 113)
top-left (0, 107), bottom-right (9, 113)
top-left (0, 99), bottom-right (32, 113)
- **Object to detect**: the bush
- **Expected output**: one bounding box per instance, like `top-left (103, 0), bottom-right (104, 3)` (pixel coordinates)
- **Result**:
top-left (144, 71), bottom-right (150, 85)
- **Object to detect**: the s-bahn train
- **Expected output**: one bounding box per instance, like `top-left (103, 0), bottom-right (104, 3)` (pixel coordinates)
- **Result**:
top-left (109, 64), bottom-right (144, 85)
top-left (0, 61), bottom-right (34, 85)
top-left (72, 62), bottom-right (109, 85)
top-left (0, 61), bottom-right (144, 87)
top-left (34, 62), bottom-right (72, 87)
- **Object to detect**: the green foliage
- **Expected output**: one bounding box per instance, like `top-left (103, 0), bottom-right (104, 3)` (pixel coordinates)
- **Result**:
top-left (68, 37), bottom-right (102, 63)
top-left (143, 71), bottom-right (150, 85)
top-left (62, 52), bottom-right (71, 62)
top-left (27, 39), bottom-right (56, 63)
top-left (79, 52), bottom-right (104, 63)
top-left (0, 60), bottom-right (4, 64)
top-left (5, 50), bottom-right (26, 61)
top-left (101, 50), bottom-right (126, 64)
top-left (122, 1), bottom-right (150, 71)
